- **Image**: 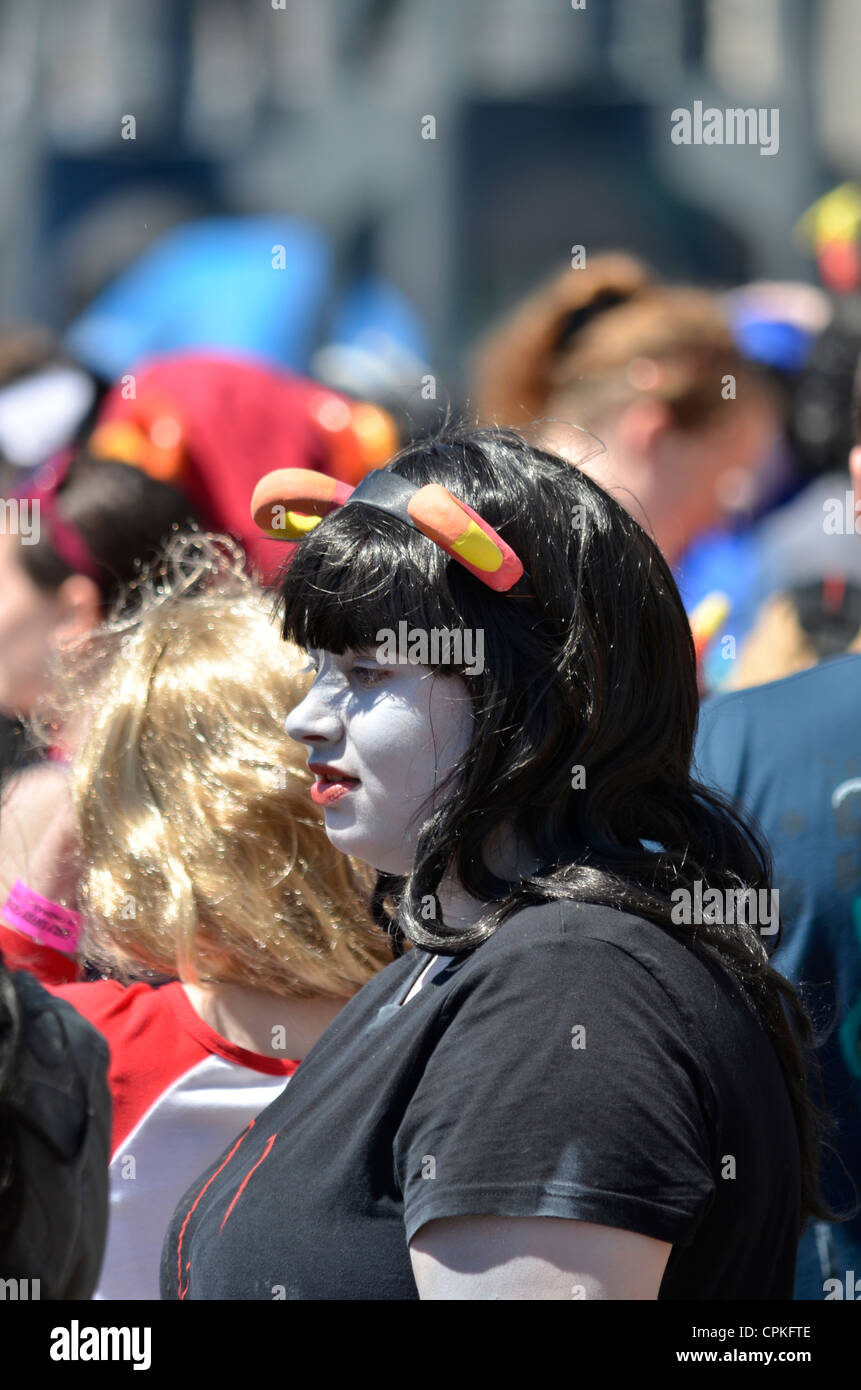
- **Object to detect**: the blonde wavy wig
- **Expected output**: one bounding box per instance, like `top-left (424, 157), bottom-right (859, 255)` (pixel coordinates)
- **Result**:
top-left (45, 531), bottom-right (392, 997)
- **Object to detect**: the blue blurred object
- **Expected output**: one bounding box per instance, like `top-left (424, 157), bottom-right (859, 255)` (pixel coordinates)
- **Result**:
top-left (677, 527), bottom-right (763, 616)
top-left (328, 276), bottom-right (427, 365)
top-left (65, 216), bottom-right (429, 387)
top-left (723, 281), bottom-right (831, 376)
top-left (732, 310), bottom-right (814, 373)
top-left (679, 465), bottom-right (861, 691)
top-left (677, 527), bottom-right (766, 690)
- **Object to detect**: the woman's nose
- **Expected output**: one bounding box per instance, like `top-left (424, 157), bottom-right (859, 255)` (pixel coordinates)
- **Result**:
top-left (285, 683), bottom-right (343, 747)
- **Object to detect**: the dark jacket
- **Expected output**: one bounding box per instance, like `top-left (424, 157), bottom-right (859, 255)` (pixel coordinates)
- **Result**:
top-left (0, 967), bottom-right (111, 1298)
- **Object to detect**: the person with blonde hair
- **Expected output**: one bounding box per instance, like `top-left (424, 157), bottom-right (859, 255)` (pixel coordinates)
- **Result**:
top-left (0, 532), bottom-right (392, 1298)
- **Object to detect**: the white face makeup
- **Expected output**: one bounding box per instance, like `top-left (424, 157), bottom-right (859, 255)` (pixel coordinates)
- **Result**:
top-left (284, 648), bottom-right (475, 875)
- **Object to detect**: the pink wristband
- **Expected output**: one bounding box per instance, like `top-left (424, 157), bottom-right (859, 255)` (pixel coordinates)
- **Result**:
top-left (2, 879), bottom-right (82, 955)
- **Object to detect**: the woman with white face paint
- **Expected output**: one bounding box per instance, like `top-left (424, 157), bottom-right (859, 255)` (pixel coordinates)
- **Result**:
top-left (292, 652), bottom-right (473, 874)
top-left (163, 428), bottom-right (831, 1302)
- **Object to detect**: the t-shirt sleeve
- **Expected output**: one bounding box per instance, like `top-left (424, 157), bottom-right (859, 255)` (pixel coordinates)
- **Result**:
top-left (693, 694), bottom-right (749, 795)
top-left (394, 927), bottom-right (718, 1248)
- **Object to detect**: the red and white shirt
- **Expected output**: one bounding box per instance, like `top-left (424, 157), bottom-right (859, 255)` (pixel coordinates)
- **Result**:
top-left (0, 925), bottom-right (297, 1299)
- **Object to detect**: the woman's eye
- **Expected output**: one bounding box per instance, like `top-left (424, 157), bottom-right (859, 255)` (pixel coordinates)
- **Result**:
top-left (351, 664), bottom-right (389, 688)
top-left (300, 660), bottom-right (318, 675)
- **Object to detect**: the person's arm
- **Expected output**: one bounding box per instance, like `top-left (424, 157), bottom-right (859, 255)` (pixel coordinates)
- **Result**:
top-left (410, 1214), bottom-right (671, 1300)
top-left (394, 925), bottom-right (716, 1303)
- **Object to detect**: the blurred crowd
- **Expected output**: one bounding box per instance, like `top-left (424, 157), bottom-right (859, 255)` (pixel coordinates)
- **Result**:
top-left (0, 206), bottom-right (859, 1304)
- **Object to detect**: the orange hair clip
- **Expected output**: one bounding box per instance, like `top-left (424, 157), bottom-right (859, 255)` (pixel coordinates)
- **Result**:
top-left (250, 467), bottom-right (525, 592)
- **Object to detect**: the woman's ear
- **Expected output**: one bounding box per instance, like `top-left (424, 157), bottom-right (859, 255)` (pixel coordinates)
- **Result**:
top-left (53, 573), bottom-right (102, 643)
top-left (613, 396), bottom-right (673, 462)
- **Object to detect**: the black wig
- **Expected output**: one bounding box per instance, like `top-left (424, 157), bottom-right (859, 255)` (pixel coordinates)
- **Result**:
top-left (278, 425), bottom-right (832, 1226)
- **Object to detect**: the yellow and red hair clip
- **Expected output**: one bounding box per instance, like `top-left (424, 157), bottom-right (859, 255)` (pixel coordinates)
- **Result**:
top-left (250, 466), bottom-right (525, 593)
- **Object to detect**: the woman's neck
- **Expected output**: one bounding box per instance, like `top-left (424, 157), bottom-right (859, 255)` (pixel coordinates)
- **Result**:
top-left (435, 822), bottom-right (543, 931)
top-left (180, 980), bottom-right (354, 1061)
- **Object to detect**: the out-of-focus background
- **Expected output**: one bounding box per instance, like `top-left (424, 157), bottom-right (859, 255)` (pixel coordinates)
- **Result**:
top-left (3, 0), bottom-right (861, 701)
top-left (0, 0), bottom-right (856, 374)
top-left (1, 3), bottom-right (861, 1309)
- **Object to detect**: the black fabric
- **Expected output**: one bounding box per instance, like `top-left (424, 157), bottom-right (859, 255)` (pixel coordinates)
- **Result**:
top-left (0, 715), bottom-right (26, 786)
top-left (162, 900), bottom-right (802, 1300)
top-left (1, 969), bottom-right (111, 1298)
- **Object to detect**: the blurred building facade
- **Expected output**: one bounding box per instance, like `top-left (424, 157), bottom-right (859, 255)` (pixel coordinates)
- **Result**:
top-left (0, 0), bottom-right (853, 378)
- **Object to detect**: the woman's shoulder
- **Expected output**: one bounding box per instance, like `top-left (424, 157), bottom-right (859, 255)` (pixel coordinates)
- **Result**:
top-left (12, 967), bottom-right (110, 1060)
top-left (478, 897), bottom-right (686, 963)
top-left (448, 897), bottom-right (744, 1026)
top-left (52, 975), bottom-right (155, 1025)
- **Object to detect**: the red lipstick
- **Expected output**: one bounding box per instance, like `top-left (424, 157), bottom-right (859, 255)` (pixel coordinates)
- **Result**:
top-left (308, 762), bottom-right (360, 806)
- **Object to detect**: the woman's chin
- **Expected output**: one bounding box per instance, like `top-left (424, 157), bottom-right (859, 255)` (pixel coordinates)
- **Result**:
top-left (324, 826), bottom-right (413, 877)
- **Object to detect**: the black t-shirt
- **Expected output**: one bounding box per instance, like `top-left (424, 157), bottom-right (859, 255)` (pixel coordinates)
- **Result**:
top-left (161, 900), bottom-right (802, 1300)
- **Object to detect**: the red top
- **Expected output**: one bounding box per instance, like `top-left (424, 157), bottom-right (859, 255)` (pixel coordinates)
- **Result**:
top-left (0, 922), bottom-right (297, 1154)
top-left (0, 920), bottom-right (79, 985)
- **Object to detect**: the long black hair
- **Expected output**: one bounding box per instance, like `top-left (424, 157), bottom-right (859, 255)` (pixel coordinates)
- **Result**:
top-left (278, 425), bottom-right (831, 1225)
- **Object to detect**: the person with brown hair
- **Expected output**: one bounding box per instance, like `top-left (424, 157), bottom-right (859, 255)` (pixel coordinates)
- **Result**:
top-left (472, 253), bottom-right (780, 567)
